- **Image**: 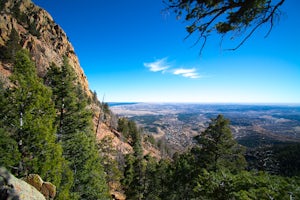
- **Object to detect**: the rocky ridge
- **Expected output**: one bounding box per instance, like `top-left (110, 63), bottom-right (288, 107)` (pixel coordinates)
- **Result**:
top-left (0, 0), bottom-right (89, 93)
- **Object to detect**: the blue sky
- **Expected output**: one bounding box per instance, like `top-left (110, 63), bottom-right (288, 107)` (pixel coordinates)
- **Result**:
top-left (32, 0), bottom-right (300, 103)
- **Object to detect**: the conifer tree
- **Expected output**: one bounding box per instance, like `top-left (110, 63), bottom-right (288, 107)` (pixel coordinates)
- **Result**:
top-left (0, 81), bottom-right (20, 168)
top-left (1, 50), bottom-right (66, 190)
top-left (98, 136), bottom-right (123, 191)
top-left (0, 128), bottom-right (20, 168)
top-left (120, 119), bottom-right (146, 199)
top-left (193, 114), bottom-right (246, 172)
top-left (45, 58), bottom-right (110, 199)
top-left (0, 74), bottom-right (21, 172)
top-left (2, 27), bottom-right (22, 61)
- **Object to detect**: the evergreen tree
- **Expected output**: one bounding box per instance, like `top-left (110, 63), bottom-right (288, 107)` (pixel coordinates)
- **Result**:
top-left (0, 128), bottom-right (20, 168)
top-left (120, 119), bottom-right (145, 199)
top-left (193, 114), bottom-right (246, 172)
top-left (45, 58), bottom-right (110, 199)
top-left (142, 155), bottom-right (165, 200)
top-left (166, 152), bottom-right (196, 200)
top-left (193, 170), bottom-right (300, 199)
top-left (98, 136), bottom-right (123, 192)
top-left (2, 27), bottom-right (22, 61)
top-left (117, 117), bottom-right (130, 139)
top-left (0, 73), bottom-right (21, 171)
top-left (0, 50), bottom-right (66, 190)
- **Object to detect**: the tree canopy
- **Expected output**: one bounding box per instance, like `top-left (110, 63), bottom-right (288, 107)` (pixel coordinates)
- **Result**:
top-left (193, 114), bottom-right (246, 172)
top-left (45, 59), bottom-right (110, 199)
top-left (164, 0), bottom-right (285, 53)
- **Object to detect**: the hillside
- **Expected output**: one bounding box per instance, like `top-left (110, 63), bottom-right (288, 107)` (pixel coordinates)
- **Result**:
top-left (0, 0), bottom-right (161, 199)
top-left (0, 0), bottom-right (161, 156)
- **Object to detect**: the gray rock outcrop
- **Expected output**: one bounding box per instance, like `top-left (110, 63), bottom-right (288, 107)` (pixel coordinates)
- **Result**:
top-left (0, 167), bottom-right (46, 200)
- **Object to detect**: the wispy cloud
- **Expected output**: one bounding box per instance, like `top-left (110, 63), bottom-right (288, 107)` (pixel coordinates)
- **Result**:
top-left (144, 58), bottom-right (170, 73)
top-left (144, 58), bottom-right (202, 79)
top-left (173, 68), bottom-right (201, 79)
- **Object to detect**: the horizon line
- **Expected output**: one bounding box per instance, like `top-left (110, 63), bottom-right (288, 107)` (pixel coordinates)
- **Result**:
top-left (107, 101), bottom-right (300, 106)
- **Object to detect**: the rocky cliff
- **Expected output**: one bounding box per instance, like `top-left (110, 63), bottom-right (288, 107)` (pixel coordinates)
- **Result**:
top-left (0, 0), bottom-right (90, 94)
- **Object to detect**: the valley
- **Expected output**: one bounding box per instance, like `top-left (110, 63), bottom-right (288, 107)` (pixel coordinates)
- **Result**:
top-left (111, 103), bottom-right (300, 151)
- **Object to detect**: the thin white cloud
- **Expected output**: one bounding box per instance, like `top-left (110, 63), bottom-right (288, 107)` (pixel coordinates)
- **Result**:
top-left (144, 58), bottom-right (169, 73)
top-left (144, 58), bottom-right (202, 79)
top-left (173, 68), bottom-right (201, 79)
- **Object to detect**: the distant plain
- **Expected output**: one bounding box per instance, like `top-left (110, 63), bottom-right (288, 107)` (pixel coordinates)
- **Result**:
top-left (111, 103), bottom-right (300, 150)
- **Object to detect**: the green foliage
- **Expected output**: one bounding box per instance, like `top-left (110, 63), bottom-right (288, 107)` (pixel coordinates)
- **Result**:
top-left (11, 1), bottom-right (28, 25)
top-left (117, 117), bottom-right (130, 139)
top-left (193, 170), bottom-right (300, 199)
top-left (102, 102), bottom-right (111, 115)
top-left (194, 114), bottom-right (246, 172)
top-left (165, 0), bottom-right (285, 52)
top-left (245, 145), bottom-right (280, 175)
top-left (98, 136), bottom-right (123, 185)
top-left (28, 21), bottom-right (41, 37)
top-left (128, 120), bottom-right (143, 159)
top-left (0, 50), bottom-right (67, 193)
top-left (122, 154), bottom-right (135, 190)
top-left (45, 58), bottom-right (110, 199)
top-left (166, 152), bottom-right (196, 199)
top-left (0, 128), bottom-right (20, 168)
top-left (144, 134), bottom-right (156, 146)
top-left (118, 118), bottom-right (146, 199)
top-left (149, 159), bottom-right (172, 200)
top-left (273, 143), bottom-right (300, 177)
top-left (117, 117), bottom-right (143, 158)
top-left (1, 28), bottom-right (22, 61)
top-left (247, 143), bottom-right (300, 177)
top-left (55, 161), bottom-right (77, 200)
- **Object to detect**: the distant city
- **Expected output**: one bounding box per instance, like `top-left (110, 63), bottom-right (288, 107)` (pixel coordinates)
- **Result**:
top-left (110, 103), bottom-right (300, 151)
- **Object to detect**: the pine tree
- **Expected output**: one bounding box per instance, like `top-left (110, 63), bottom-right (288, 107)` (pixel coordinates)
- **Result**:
top-left (1, 50), bottom-right (66, 189)
top-left (0, 129), bottom-right (20, 168)
top-left (0, 74), bottom-right (21, 171)
top-left (98, 136), bottom-right (123, 192)
top-left (45, 58), bottom-right (110, 199)
top-left (120, 119), bottom-right (146, 199)
top-left (193, 114), bottom-right (246, 172)
top-left (2, 27), bottom-right (22, 61)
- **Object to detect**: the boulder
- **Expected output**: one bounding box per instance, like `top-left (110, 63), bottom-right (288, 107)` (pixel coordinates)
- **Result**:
top-left (23, 174), bottom-right (43, 191)
top-left (23, 174), bottom-right (56, 200)
top-left (41, 182), bottom-right (56, 199)
top-left (0, 167), bottom-right (46, 200)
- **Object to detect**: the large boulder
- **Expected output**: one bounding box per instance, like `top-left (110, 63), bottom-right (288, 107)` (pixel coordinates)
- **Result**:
top-left (0, 167), bottom-right (46, 200)
top-left (23, 174), bottom-right (56, 200)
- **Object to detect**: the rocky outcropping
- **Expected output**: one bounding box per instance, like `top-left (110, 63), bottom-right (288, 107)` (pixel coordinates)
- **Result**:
top-left (0, 0), bottom-right (90, 95)
top-left (23, 174), bottom-right (56, 200)
top-left (0, 167), bottom-right (46, 200)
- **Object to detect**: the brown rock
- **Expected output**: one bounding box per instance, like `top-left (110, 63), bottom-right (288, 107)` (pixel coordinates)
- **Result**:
top-left (0, 0), bottom-right (91, 97)
top-left (41, 182), bottom-right (56, 199)
top-left (24, 174), bottom-right (43, 191)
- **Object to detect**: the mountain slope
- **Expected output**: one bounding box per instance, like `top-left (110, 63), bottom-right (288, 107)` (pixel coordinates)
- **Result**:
top-left (0, 0), bottom-right (89, 93)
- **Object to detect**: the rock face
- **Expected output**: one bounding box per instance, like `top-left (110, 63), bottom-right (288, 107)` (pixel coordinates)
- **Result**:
top-left (0, 167), bottom-right (46, 200)
top-left (0, 0), bottom-right (90, 95)
top-left (23, 174), bottom-right (56, 199)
